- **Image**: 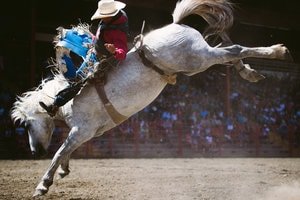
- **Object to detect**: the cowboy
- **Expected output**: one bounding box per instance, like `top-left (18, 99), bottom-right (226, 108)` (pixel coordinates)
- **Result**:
top-left (92, 0), bottom-right (128, 61)
top-left (39, 0), bottom-right (129, 117)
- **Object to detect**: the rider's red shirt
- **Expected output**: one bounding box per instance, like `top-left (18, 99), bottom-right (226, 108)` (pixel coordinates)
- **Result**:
top-left (95, 15), bottom-right (128, 61)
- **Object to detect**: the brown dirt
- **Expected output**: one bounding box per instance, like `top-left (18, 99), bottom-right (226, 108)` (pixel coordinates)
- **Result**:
top-left (0, 158), bottom-right (300, 200)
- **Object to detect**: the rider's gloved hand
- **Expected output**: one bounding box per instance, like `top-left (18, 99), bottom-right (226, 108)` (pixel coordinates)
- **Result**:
top-left (104, 43), bottom-right (116, 55)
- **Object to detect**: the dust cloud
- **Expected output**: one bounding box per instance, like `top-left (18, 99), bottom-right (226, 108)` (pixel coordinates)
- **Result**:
top-left (259, 182), bottom-right (300, 200)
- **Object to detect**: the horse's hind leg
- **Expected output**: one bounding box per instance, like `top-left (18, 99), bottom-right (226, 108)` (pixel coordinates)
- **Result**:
top-left (232, 61), bottom-right (265, 82)
top-left (220, 33), bottom-right (265, 82)
top-left (57, 154), bottom-right (70, 179)
top-left (33, 126), bottom-right (94, 197)
top-left (212, 44), bottom-right (291, 79)
top-left (219, 44), bottom-right (291, 62)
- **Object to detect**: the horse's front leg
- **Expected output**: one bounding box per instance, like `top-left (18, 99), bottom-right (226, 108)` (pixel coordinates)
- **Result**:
top-left (33, 126), bottom-right (93, 197)
top-left (57, 154), bottom-right (70, 179)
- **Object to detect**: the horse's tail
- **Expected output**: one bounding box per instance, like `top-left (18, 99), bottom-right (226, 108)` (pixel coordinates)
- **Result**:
top-left (172, 0), bottom-right (234, 37)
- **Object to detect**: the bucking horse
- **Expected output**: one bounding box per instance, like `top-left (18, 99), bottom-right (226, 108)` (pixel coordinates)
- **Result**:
top-left (11, 0), bottom-right (291, 197)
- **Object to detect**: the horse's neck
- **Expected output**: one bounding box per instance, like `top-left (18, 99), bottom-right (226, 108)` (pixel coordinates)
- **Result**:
top-left (41, 76), bottom-right (69, 103)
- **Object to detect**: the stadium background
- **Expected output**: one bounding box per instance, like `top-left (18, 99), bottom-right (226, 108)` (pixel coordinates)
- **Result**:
top-left (1, 0), bottom-right (300, 159)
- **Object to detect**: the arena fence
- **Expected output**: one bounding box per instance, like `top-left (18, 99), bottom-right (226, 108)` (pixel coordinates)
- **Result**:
top-left (1, 118), bottom-right (299, 159)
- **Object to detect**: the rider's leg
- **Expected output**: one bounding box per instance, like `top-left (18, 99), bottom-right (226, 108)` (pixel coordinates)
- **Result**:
top-left (39, 81), bottom-right (84, 117)
top-left (40, 56), bottom-right (118, 117)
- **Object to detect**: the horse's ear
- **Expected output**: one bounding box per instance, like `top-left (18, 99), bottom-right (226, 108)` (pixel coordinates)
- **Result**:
top-left (14, 119), bottom-right (28, 129)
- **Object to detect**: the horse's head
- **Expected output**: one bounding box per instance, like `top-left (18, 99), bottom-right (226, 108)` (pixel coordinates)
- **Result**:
top-left (11, 82), bottom-right (60, 158)
top-left (24, 117), bottom-right (55, 158)
top-left (11, 110), bottom-right (55, 158)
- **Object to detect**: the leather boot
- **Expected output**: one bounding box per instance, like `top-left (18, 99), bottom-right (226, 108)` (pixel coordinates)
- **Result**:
top-left (39, 102), bottom-right (59, 117)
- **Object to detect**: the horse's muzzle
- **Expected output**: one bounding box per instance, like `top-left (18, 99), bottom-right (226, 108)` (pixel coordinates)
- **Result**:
top-left (32, 143), bottom-right (48, 159)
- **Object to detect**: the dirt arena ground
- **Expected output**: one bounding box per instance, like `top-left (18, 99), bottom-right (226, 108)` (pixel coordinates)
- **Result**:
top-left (0, 158), bottom-right (300, 200)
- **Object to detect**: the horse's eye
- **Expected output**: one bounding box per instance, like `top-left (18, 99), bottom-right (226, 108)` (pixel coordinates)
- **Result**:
top-left (25, 122), bottom-right (31, 130)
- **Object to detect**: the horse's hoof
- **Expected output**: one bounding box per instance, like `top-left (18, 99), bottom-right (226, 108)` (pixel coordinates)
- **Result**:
top-left (33, 181), bottom-right (50, 197)
top-left (272, 44), bottom-right (293, 61)
top-left (57, 167), bottom-right (70, 179)
top-left (251, 72), bottom-right (265, 82)
top-left (284, 48), bottom-right (294, 62)
top-left (33, 189), bottom-right (47, 197)
top-left (57, 172), bottom-right (69, 179)
top-left (239, 64), bottom-right (265, 82)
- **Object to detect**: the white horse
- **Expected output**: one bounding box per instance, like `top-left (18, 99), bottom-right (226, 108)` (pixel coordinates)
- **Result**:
top-left (11, 0), bottom-right (290, 197)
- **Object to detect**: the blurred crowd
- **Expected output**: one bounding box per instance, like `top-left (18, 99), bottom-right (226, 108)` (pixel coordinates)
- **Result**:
top-left (1, 67), bottom-right (299, 157)
top-left (118, 68), bottom-right (300, 153)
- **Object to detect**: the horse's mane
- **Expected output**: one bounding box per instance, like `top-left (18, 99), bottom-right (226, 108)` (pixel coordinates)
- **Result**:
top-left (11, 73), bottom-right (68, 124)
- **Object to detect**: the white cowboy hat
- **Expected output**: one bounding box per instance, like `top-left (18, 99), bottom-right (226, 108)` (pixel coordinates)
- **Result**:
top-left (91, 0), bottom-right (126, 20)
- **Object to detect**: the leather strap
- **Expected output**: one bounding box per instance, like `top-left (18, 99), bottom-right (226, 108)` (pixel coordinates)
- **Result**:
top-left (138, 50), bottom-right (177, 85)
top-left (139, 50), bottom-right (165, 76)
top-left (94, 81), bottom-right (127, 125)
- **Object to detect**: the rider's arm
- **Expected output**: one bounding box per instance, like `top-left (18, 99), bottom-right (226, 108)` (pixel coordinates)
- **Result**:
top-left (105, 29), bottom-right (128, 61)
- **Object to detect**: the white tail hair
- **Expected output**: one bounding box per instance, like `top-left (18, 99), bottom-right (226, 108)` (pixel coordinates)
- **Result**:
top-left (172, 0), bottom-right (234, 37)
